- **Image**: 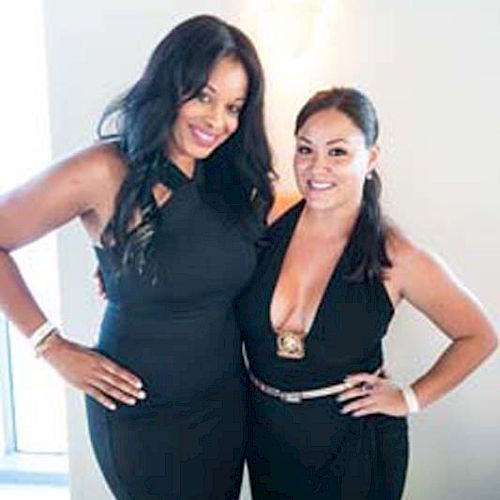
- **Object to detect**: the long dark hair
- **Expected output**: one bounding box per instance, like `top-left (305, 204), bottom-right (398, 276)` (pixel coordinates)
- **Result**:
top-left (98, 15), bottom-right (275, 273)
top-left (295, 87), bottom-right (391, 282)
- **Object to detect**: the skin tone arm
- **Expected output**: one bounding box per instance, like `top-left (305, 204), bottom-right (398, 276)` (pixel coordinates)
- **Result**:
top-left (338, 229), bottom-right (498, 417)
top-left (0, 144), bottom-right (146, 411)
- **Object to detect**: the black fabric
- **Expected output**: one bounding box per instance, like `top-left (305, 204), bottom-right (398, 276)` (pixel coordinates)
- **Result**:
top-left (86, 162), bottom-right (257, 499)
top-left (237, 200), bottom-right (409, 500)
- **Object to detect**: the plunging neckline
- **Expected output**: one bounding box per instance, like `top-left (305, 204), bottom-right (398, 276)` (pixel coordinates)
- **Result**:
top-left (267, 200), bottom-right (352, 341)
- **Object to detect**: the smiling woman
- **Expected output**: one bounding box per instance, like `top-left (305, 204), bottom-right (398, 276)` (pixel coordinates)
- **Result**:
top-left (35, 2), bottom-right (500, 499)
top-left (238, 87), bottom-right (497, 500)
top-left (294, 107), bottom-right (379, 212)
top-left (169, 57), bottom-right (249, 174)
top-left (0, 14), bottom-right (274, 500)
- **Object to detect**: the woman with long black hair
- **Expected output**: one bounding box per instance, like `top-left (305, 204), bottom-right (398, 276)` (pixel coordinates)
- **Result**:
top-left (0, 15), bottom-right (274, 499)
top-left (238, 87), bottom-right (497, 499)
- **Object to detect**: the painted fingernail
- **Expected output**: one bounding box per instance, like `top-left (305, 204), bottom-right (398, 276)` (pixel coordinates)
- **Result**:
top-left (108, 403), bottom-right (117, 411)
top-left (126, 398), bottom-right (136, 406)
top-left (138, 391), bottom-right (147, 399)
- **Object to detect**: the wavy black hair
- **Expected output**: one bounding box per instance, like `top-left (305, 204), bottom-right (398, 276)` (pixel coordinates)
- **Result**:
top-left (98, 15), bottom-right (275, 273)
top-left (295, 87), bottom-right (391, 282)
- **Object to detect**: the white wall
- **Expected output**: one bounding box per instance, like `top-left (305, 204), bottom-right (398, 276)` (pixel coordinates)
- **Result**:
top-left (42, 1), bottom-right (500, 499)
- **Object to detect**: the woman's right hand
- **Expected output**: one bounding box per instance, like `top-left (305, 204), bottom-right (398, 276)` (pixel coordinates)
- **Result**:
top-left (42, 333), bottom-right (146, 411)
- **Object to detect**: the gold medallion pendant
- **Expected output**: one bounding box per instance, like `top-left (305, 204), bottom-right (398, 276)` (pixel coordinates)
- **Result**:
top-left (275, 329), bottom-right (307, 359)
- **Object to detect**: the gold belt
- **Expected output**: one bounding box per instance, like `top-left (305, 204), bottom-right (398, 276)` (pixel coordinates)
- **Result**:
top-left (247, 368), bottom-right (353, 404)
top-left (246, 360), bottom-right (384, 404)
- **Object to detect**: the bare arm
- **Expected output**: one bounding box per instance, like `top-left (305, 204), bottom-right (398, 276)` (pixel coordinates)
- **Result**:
top-left (339, 230), bottom-right (497, 416)
top-left (388, 233), bottom-right (497, 409)
top-left (0, 146), bottom-right (105, 332)
top-left (0, 144), bottom-right (146, 409)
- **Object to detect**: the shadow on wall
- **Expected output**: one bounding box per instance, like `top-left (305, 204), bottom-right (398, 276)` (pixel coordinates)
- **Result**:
top-left (271, 192), bottom-right (301, 222)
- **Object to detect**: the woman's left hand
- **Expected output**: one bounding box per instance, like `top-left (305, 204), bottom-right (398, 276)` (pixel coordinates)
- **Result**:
top-left (337, 372), bottom-right (408, 417)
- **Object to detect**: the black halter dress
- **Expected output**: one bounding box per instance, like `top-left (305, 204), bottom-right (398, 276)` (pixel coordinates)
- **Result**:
top-left (237, 200), bottom-right (409, 500)
top-left (85, 158), bottom-right (257, 499)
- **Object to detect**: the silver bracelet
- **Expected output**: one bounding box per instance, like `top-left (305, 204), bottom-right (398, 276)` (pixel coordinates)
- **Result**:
top-left (27, 320), bottom-right (57, 351)
top-left (401, 385), bottom-right (420, 414)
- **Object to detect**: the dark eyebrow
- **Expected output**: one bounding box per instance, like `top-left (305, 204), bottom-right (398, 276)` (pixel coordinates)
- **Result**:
top-left (296, 136), bottom-right (312, 144)
top-left (297, 136), bottom-right (347, 145)
top-left (326, 138), bottom-right (347, 145)
top-left (205, 83), bottom-right (246, 102)
top-left (205, 83), bottom-right (217, 93)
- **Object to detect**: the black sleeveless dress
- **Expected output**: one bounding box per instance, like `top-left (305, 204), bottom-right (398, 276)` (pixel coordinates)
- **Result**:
top-left (237, 200), bottom-right (408, 500)
top-left (85, 160), bottom-right (257, 499)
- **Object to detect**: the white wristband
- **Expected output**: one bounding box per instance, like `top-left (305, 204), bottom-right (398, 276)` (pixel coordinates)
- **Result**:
top-left (28, 321), bottom-right (57, 350)
top-left (401, 385), bottom-right (420, 414)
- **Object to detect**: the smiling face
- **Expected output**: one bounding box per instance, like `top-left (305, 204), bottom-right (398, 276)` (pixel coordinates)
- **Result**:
top-left (294, 107), bottom-right (379, 212)
top-left (168, 56), bottom-right (249, 176)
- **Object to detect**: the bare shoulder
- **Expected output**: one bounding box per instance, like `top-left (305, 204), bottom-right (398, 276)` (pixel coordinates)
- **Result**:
top-left (385, 224), bottom-right (454, 299)
top-left (51, 141), bottom-right (129, 221)
top-left (60, 142), bottom-right (127, 190)
top-left (386, 224), bottom-right (435, 268)
top-left (0, 141), bottom-right (130, 250)
top-left (65, 142), bottom-right (129, 240)
top-left (384, 223), bottom-right (497, 349)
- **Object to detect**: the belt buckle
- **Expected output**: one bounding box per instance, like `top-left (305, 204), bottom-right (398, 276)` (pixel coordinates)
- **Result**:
top-left (279, 391), bottom-right (303, 403)
top-left (276, 330), bottom-right (306, 360)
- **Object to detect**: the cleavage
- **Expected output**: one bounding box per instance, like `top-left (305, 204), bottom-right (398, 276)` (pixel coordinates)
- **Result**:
top-left (270, 231), bottom-right (347, 335)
